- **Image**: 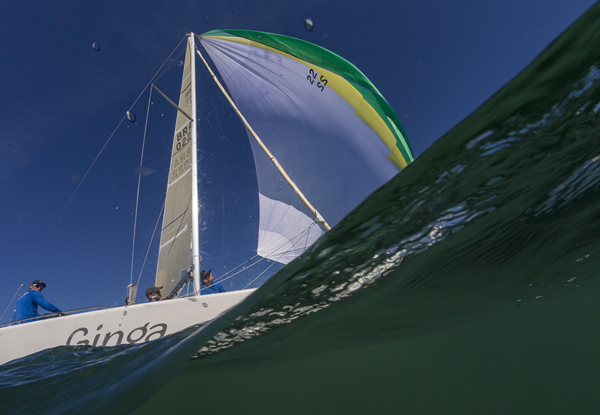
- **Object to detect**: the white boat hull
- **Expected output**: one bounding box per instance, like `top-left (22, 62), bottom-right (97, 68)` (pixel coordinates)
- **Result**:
top-left (0, 289), bottom-right (254, 366)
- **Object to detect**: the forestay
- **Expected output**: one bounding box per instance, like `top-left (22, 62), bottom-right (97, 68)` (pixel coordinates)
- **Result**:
top-left (199, 30), bottom-right (414, 264)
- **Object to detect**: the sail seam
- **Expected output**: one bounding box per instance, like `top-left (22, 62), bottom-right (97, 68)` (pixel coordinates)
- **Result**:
top-left (168, 167), bottom-right (192, 187)
top-left (159, 224), bottom-right (189, 250)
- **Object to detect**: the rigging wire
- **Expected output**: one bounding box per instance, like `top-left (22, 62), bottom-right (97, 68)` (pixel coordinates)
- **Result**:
top-left (0, 284), bottom-right (23, 323)
top-left (241, 223), bottom-right (319, 289)
top-left (27, 35), bottom-right (188, 279)
top-left (130, 88), bottom-right (153, 285)
top-left (189, 215), bottom-right (318, 294)
top-left (135, 201), bottom-right (165, 287)
top-left (128, 41), bottom-right (187, 290)
top-left (240, 258), bottom-right (280, 290)
top-left (224, 223), bottom-right (320, 283)
top-left (202, 221), bottom-right (321, 291)
top-left (28, 116), bottom-right (126, 276)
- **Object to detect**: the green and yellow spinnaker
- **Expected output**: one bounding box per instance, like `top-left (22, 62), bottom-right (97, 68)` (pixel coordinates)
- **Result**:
top-left (199, 30), bottom-right (413, 263)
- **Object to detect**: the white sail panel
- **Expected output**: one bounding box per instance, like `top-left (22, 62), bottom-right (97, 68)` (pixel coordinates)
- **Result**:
top-left (257, 194), bottom-right (324, 264)
top-left (200, 33), bottom-right (403, 262)
top-left (155, 42), bottom-right (194, 295)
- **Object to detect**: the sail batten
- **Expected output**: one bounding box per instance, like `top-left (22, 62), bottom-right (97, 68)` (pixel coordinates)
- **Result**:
top-left (159, 224), bottom-right (189, 250)
top-left (167, 167), bottom-right (191, 187)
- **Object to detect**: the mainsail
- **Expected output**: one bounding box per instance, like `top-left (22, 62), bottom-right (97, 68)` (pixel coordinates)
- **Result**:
top-left (155, 40), bottom-right (195, 295)
top-left (199, 30), bottom-right (414, 264)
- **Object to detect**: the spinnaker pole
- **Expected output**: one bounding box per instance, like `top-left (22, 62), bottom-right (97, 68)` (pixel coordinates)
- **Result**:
top-left (194, 40), bottom-right (331, 232)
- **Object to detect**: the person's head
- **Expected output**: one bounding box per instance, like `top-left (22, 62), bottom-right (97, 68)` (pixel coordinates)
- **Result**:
top-left (200, 269), bottom-right (213, 286)
top-left (145, 286), bottom-right (163, 302)
top-left (30, 280), bottom-right (46, 292)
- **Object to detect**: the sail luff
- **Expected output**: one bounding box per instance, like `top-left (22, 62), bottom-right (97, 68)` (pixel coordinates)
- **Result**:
top-left (189, 33), bottom-right (202, 294)
top-left (195, 45), bottom-right (331, 231)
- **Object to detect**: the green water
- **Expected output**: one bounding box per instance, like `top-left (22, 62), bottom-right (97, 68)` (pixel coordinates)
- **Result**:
top-left (133, 282), bottom-right (600, 414)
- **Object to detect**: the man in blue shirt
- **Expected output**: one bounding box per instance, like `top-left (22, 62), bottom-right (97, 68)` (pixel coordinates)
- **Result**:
top-left (13, 280), bottom-right (62, 321)
top-left (200, 269), bottom-right (226, 295)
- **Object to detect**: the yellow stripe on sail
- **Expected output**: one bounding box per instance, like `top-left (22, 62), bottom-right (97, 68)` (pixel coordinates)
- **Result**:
top-left (202, 34), bottom-right (409, 170)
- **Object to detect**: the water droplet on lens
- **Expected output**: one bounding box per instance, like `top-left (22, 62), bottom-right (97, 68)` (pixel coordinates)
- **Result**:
top-left (135, 166), bottom-right (154, 176)
top-left (304, 18), bottom-right (314, 31)
top-left (126, 111), bottom-right (136, 122)
top-left (92, 42), bottom-right (100, 51)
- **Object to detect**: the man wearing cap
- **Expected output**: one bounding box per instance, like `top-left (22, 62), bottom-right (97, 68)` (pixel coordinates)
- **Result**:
top-left (13, 280), bottom-right (62, 321)
top-left (145, 286), bottom-right (164, 302)
top-left (200, 270), bottom-right (226, 295)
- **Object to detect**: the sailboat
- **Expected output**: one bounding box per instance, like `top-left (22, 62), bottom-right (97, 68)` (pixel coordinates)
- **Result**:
top-left (0, 31), bottom-right (413, 365)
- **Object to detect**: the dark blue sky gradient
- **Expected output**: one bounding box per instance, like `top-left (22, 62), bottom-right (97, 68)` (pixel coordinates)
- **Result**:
top-left (0, 0), bottom-right (596, 320)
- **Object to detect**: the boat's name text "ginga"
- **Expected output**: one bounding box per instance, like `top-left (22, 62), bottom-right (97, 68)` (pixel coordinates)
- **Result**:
top-left (66, 322), bottom-right (167, 347)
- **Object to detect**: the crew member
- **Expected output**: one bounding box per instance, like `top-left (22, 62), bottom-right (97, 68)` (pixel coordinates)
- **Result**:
top-left (13, 280), bottom-right (62, 321)
top-left (145, 286), bottom-right (164, 302)
top-left (200, 270), bottom-right (226, 295)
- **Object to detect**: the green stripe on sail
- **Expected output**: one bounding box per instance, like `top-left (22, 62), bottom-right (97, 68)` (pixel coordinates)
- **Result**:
top-left (201, 29), bottom-right (414, 165)
top-left (352, 82), bottom-right (413, 165)
top-left (202, 30), bottom-right (379, 92)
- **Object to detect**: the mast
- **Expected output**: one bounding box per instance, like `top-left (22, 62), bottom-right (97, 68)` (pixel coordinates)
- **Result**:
top-left (189, 33), bottom-right (202, 294)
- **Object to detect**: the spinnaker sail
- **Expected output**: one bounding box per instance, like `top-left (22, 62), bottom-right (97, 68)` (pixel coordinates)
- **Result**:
top-left (198, 30), bottom-right (413, 264)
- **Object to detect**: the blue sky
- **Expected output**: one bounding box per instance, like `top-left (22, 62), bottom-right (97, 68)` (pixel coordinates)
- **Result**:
top-left (0, 0), bottom-right (596, 321)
